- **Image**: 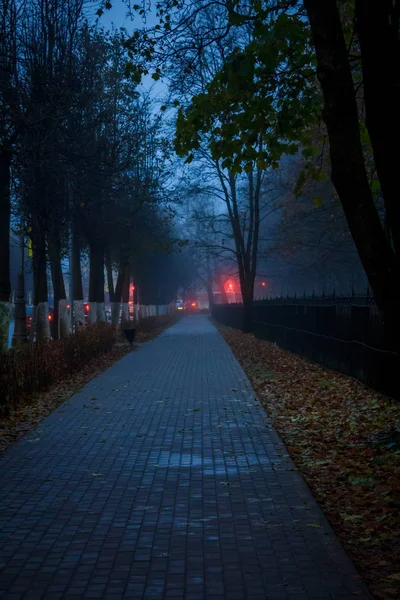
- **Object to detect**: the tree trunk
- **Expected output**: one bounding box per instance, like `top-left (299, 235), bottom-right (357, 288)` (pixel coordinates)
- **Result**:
top-left (354, 0), bottom-right (400, 254)
top-left (220, 278), bottom-right (229, 304)
top-left (241, 278), bottom-right (253, 333)
top-left (206, 256), bottom-right (214, 310)
top-left (105, 249), bottom-right (120, 328)
top-left (48, 229), bottom-right (69, 339)
top-left (121, 273), bottom-right (130, 333)
top-left (0, 150), bottom-right (11, 352)
top-left (96, 247), bottom-right (105, 323)
top-left (242, 301), bottom-right (253, 333)
top-left (111, 257), bottom-right (127, 329)
top-left (29, 305), bottom-right (37, 344)
top-left (114, 260), bottom-right (126, 302)
top-left (206, 278), bottom-right (214, 311)
top-left (88, 242), bottom-right (104, 324)
top-left (32, 218), bottom-right (50, 341)
top-left (72, 232), bottom-right (84, 329)
top-left (0, 302), bottom-right (9, 353)
top-left (304, 0), bottom-right (400, 344)
top-left (12, 265), bottom-right (28, 347)
top-left (105, 249), bottom-right (115, 301)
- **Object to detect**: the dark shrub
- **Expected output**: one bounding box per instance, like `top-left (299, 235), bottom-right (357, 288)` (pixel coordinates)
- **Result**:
top-left (0, 324), bottom-right (115, 418)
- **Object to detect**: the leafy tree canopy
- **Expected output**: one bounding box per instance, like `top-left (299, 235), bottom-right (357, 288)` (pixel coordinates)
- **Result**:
top-left (174, 9), bottom-right (320, 173)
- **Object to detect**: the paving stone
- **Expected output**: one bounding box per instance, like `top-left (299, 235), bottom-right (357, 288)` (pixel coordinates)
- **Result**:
top-left (0, 316), bottom-right (371, 598)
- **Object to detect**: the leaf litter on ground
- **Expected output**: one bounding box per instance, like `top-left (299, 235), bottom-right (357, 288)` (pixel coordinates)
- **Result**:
top-left (217, 323), bottom-right (400, 600)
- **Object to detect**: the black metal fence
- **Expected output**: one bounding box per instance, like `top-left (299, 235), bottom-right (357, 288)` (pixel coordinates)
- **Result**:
top-left (212, 296), bottom-right (400, 399)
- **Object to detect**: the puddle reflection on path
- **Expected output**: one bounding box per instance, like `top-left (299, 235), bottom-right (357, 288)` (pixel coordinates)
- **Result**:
top-left (154, 452), bottom-right (277, 475)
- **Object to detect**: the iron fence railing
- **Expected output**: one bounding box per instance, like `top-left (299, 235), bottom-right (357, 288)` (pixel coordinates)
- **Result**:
top-left (253, 293), bottom-right (378, 307)
top-left (212, 297), bottom-right (399, 399)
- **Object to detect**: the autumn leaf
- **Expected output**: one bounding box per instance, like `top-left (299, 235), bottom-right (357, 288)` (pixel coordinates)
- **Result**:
top-left (216, 322), bottom-right (400, 600)
top-left (348, 476), bottom-right (374, 486)
top-left (312, 196), bottom-right (323, 207)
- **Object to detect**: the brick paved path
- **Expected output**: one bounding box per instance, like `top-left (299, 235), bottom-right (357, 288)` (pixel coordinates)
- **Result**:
top-left (0, 316), bottom-right (371, 600)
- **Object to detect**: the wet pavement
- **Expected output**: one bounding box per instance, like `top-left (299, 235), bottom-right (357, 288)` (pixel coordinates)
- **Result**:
top-left (0, 316), bottom-right (371, 599)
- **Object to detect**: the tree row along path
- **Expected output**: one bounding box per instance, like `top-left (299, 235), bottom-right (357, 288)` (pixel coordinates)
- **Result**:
top-left (0, 316), bottom-right (371, 600)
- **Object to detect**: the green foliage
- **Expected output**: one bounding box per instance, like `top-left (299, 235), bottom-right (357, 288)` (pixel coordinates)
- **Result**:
top-left (359, 120), bottom-right (373, 152)
top-left (312, 196), bottom-right (323, 207)
top-left (294, 162), bottom-right (328, 197)
top-left (174, 10), bottom-right (321, 172)
top-left (302, 147), bottom-right (318, 159)
top-left (370, 179), bottom-right (381, 197)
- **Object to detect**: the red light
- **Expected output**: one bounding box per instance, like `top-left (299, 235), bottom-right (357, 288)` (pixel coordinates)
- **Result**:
top-left (261, 282), bottom-right (266, 287)
top-left (191, 302), bottom-right (196, 307)
top-left (228, 283), bottom-right (233, 291)
top-left (131, 285), bottom-right (135, 291)
top-left (67, 304), bottom-right (70, 309)
top-left (48, 314), bottom-right (52, 320)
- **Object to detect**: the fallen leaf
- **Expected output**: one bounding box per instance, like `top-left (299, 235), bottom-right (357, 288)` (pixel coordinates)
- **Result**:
top-left (216, 322), bottom-right (400, 600)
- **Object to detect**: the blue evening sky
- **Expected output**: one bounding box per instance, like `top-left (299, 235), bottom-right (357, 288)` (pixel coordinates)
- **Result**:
top-left (95, 2), bottom-right (167, 98)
